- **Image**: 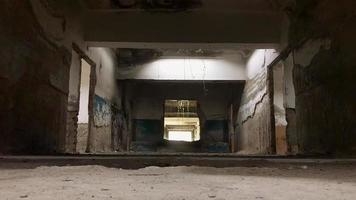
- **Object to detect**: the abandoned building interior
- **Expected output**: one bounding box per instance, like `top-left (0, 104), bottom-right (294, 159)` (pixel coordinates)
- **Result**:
top-left (0, 0), bottom-right (356, 199)
top-left (1, 0), bottom-right (354, 156)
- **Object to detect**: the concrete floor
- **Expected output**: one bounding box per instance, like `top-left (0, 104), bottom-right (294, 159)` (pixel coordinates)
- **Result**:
top-left (0, 156), bottom-right (356, 200)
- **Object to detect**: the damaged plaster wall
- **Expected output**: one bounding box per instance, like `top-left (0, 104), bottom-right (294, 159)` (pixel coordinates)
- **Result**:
top-left (293, 38), bottom-right (356, 154)
top-left (283, 53), bottom-right (298, 154)
top-left (75, 59), bottom-right (91, 153)
top-left (0, 1), bottom-right (123, 154)
top-left (87, 47), bottom-right (122, 153)
top-left (288, 0), bottom-right (356, 154)
top-left (66, 50), bottom-right (82, 153)
top-left (273, 61), bottom-right (288, 155)
top-left (236, 49), bottom-right (279, 154)
top-left (0, 0), bottom-right (87, 154)
top-left (277, 13), bottom-right (298, 155)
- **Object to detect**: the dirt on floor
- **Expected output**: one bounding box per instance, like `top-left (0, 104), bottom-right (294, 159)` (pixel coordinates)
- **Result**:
top-left (0, 164), bottom-right (355, 200)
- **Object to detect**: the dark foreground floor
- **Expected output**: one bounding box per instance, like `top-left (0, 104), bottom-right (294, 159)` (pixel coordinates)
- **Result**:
top-left (0, 156), bottom-right (356, 200)
top-left (1, 154), bottom-right (356, 169)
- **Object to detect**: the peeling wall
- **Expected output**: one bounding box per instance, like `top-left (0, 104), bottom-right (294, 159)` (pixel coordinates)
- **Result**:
top-left (0, 1), bottom-right (85, 154)
top-left (0, 1), bottom-right (123, 154)
top-left (293, 39), bottom-right (356, 154)
top-left (288, 0), bottom-right (356, 154)
top-left (65, 47), bottom-right (123, 153)
top-left (283, 54), bottom-right (298, 154)
top-left (236, 49), bottom-right (279, 154)
top-left (65, 50), bottom-right (81, 153)
top-left (273, 61), bottom-right (288, 155)
top-left (87, 48), bottom-right (122, 153)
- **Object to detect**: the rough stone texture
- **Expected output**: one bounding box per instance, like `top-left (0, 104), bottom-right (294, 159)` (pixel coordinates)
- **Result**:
top-left (65, 111), bottom-right (79, 153)
top-left (289, 0), bottom-right (356, 154)
top-left (76, 123), bottom-right (89, 153)
top-left (0, 1), bottom-right (73, 154)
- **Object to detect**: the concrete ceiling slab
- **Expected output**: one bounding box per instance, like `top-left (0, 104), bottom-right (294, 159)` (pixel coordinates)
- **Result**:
top-left (84, 11), bottom-right (282, 47)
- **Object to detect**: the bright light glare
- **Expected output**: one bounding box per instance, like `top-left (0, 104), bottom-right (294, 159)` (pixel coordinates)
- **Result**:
top-left (132, 58), bottom-right (246, 81)
top-left (168, 131), bottom-right (193, 142)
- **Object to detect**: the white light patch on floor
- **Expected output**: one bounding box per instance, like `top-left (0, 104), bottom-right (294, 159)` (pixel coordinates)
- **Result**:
top-left (168, 131), bottom-right (193, 142)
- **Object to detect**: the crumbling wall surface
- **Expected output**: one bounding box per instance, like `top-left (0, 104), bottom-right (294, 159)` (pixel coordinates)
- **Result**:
top-left (290, 0), bottom-right (356, 154)
top-left (237, 49), bottom-right (279, 154)
top-left (87, 48), bottom-right (122, 153)
top-left (236, 71), bottom-right (271, 154)
top-left (89, 95), bottom-right (113, 152)
top-left (283, 54), bottom-right (298, 154)
top-left (0, 1), bottom-right (85, 154)
top-left (274, 62), bottom-right (288, 155)
top-left (65, 51), bottom-right (82, 153)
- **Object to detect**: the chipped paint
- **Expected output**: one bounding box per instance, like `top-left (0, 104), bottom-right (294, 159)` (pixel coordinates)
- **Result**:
top-left (94, 95), bottom-right (111, 127)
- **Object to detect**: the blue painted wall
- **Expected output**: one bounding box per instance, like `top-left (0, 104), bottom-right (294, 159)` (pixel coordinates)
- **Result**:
top-left (133, 119), bottom-right (162, 142)
top-left (93, 95), bottom-right (112, 127)
top-left (204, 120), bottom-right (228, 143)
top-left (131, 119), bottom-right (229, 152)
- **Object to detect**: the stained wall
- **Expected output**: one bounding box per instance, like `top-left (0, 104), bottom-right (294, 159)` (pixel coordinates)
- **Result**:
top-left (0, 1), bottom-right (122, 154)
top-left (236, 49), bottom-right (279, 154)
top-left (286, 0), bottom-right (356, 154)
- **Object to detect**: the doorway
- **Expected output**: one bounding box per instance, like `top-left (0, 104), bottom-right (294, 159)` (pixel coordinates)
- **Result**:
top-left (76, 59), bottom-right (91, 153)
top-left (163, 100), bottom-right (200, 142)
top-left (65, 44), bottom-right (96, 154)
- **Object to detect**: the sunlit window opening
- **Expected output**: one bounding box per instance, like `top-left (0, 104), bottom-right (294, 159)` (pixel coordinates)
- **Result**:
top-left (164, 100), bottom-right (200, 142)
top-left (168, 131), bottom-right (193, 142)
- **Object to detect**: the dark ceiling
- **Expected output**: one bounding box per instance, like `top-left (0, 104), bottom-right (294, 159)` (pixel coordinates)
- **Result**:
top-left (83, 0), bottom-right (290, 12)
top-left (84, 0), bottom-right (203, 11)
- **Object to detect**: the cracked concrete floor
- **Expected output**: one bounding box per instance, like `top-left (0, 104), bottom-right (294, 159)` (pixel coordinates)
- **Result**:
top-left (0, 164), bottom-right (356, 200)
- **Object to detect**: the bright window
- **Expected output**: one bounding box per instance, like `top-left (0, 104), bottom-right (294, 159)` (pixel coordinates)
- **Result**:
top-left (168, 131), bottom-right (193, 142)
top-left (164, 100), bottom-right (200, 142)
